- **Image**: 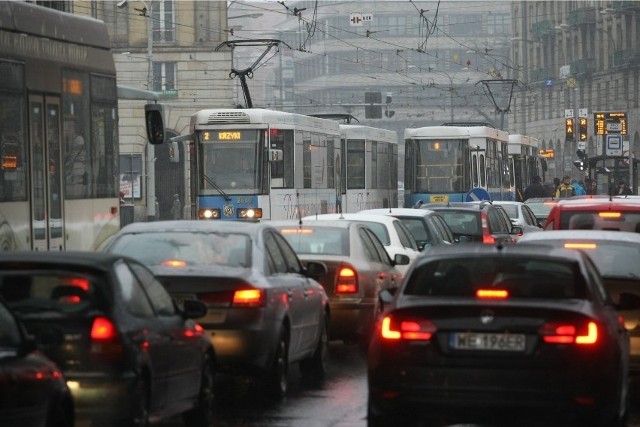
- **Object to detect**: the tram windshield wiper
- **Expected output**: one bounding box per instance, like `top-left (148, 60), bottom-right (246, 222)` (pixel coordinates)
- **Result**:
top-left (203, 174), bottom-right (231, 201)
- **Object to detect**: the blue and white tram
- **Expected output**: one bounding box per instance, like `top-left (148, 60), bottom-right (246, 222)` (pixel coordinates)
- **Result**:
top-left (403, 125), bottom-right (513, 207)
top-left (340, 124), bottom-right (398, 211)
top-left (508, 134), bottom-right (544, 201)
top-left (179, 108), bottom-right (344, 221)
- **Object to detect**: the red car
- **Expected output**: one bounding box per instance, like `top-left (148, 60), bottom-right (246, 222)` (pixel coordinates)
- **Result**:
top-left (543, 195), bottom-right (640, 231)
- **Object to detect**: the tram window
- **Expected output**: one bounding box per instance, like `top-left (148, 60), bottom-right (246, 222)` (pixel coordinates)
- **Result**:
top-left (347, 140), bottom-right (365, 189)
top-left (327, 138), bottom-right (335, 188)
top-left (270, 129), bottom-right (293, 189)
top-left (63, 71), bottom-right (90, 200)
top-left (303, 134), bottom-right (311, 189)
top-left (0, 62), bottom-right (26, 202)
top-left (479, 154), bottom-right (486, 187)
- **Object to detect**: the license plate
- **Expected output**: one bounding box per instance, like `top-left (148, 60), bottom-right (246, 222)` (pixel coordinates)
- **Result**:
top-left (173, 293), bottom-right (196, 308)
top-left (450, 332), bottom-right (526, 352)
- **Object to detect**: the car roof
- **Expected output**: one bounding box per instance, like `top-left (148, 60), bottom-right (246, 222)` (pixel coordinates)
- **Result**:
top-left (417, 242), bottom-right (585, 263)
top-left (270, 219), bottom-right (356, 230)
top-left (518, 229), bottom-right (640, 244)
top-left (0, 250), bottom-right (128, 271)
top-left (423, 201), bottom-right (493, 211)
top-left (117, 219), bottom-right (272, 236)
top-left (358, 208), bottom-right (437, 217)
top-left (301, 213), bottom-right (403, 224)
top-left (554, 196), bottom-right (640, 208)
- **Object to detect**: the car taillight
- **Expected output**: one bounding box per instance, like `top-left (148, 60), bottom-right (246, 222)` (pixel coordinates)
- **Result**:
top-left (90, 316), bottom-right (124, 363)
top-left (476, 288), bottom-right (508, 299)
top-left (481, 213), bottom-right (495, 244)
top-left (539, 321), bottom-right (598, 345)
top-left (232, 288), bottom-right (265, 307)
top-left (336, 265), bottom-right (358, 294)
top-left (380, 315), bottom-right (437, 341)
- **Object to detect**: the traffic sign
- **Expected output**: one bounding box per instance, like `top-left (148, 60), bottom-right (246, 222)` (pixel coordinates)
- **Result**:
top-left (465, 187), bottom-right (491, 202)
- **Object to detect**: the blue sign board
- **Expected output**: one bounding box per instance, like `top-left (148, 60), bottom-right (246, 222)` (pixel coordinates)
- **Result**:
top-left (465, 187), bottom-right (491, 202)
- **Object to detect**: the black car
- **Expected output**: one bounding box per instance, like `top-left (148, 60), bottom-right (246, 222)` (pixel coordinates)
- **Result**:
top-left (101, 220), bottom-right (330, 398)
top-left (424, 201), bottom-right (522, 244)
top-left (368, 244), bottom-right (636, 427)
top-left (0, 295), bottom-right (74, 427)
top-left (0, 251), bottom-right (214, 427)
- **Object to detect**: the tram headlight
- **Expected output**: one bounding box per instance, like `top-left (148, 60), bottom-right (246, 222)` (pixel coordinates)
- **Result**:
top-left (237, 208), bottom-right (262, 220)
top-left (197, 208), bottom-right (220, 220)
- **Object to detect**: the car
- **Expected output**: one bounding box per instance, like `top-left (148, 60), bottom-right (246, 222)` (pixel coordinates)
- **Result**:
top-left (524, 197), bottom-right (558, 224)
top-left (301, 213), bottom-right (421, 275)
top-left (492, 200), bottom-right (543, 234)
top-left (101, 220), bottom-right (330, 398)
top-left (0, 295), bottom-right (74, 427)
top-left (357, 208), bottom-right (456, 251)
top-left (423, 201), bottom-right (522, 245)
top-left (518, 230), bottom-right (640, 377)
top-left (367, 244), bottom-right (637, 427)
top-left (273, 219), bottom-right (408, 346)
top-left (543, 196), bottom-right (640, 231)
top-left (0, 251), bottom-right (214, 427)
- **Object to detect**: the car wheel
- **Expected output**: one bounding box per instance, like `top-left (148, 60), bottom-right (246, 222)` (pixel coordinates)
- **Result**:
top-left (300, 313), bottom-right (329, 379)
top-left (265, 327), bottom-right (289, 399)
top-left (182, 351), bottom-right (215, 427)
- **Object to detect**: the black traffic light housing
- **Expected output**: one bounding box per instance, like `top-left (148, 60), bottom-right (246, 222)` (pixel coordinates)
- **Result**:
top-left (145, 103), bottom-right (165, 145)
top-left (573, 159), bottom-right (587, 171)
top-left (365, 91), bottom-right (382, 119)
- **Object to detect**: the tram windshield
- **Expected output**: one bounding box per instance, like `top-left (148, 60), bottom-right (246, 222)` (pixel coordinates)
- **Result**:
top-left (200, 129), bottom-right (260, 193)
top-left (412, 139), bottom-right (466, 193)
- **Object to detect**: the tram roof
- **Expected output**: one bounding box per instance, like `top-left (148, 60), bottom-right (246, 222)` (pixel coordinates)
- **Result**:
top-left (340, 124), bottom-right (398, 144)
top-left (190, 108), bottom-right (341, 133)
top-left (403, 125), bottom-right (509, 141)
top-left (509, 134), bottom-right (539, 147)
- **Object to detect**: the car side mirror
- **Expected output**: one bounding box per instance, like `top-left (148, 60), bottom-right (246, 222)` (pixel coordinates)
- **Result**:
top-left (305, 260), bottom-right (328, 279)
top-left (510, 225), bottom-right (524, 236)
top-left (393, 254), bottom-right (411, 266)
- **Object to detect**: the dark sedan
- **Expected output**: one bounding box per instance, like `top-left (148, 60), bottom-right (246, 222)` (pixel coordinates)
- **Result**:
top-left (368, 244), bottom-right (635, 427)
top-left (101, 220), bottom-right (330, 398)
top-left (0, 251), bottom-right (214, 427)
top-left (274, 220), bottom-right (408, 346)
top-left (0, 295), bottom-right (74, 427)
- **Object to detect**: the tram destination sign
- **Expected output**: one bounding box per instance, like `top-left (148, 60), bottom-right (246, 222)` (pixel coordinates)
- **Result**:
top-left (594, 111), bottom-right (627, 135)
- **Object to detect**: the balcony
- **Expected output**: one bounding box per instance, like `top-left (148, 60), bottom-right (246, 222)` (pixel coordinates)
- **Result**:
top-left (530, 67), bottom-right (554, 82)
top-left (612, 1), bottom-right (640, 11)
top-left (567, 8), bottom-right (596, 26)
top-left (571, 58), bottom-right (595, 75)
top-left (530, 20), bottom-right (555, 38)
top-left (613, 48), bottom-right (640, 67)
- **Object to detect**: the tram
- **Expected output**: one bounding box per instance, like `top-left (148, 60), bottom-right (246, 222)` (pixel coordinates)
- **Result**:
top-left (403, 124), bottom-right (513, 207)
top-left (508, 134), bottom-right (545, 201)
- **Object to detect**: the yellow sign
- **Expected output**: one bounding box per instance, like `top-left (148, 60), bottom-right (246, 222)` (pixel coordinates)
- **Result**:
top-left (567, 77), bottom-right (576, 88)
top-left (430, 195), bottom-right (449, 203)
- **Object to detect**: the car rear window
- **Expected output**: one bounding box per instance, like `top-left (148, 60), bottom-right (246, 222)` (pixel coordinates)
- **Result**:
top-left (403, 256), bottom-right (587, 299)
top-left (560, 210), bottom-right (640, 231)
top-left (434, 211), bottom-right (480, 235)
top-left (279, 227), bottom-right (348, 256)
top-left (109, 231), bottom-right (251, 268)
top-left (0, 272), bottom-right (106, 313)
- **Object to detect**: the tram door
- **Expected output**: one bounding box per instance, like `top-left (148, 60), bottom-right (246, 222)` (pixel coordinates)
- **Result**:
top-left (29, 95), bottom-right (64, 251)
top-left (470, 148), bottom-right (487, 190)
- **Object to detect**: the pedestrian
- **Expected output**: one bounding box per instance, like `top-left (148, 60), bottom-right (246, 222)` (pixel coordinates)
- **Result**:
top-left (555, 175), bottom-right (576, 198)
top-left (171, 194), bottom-right (182, 219)
top-left (616, 180), bottom-right (633, 196)
top-left (523, 175), bottom-right (547, 201)
top-left (571, 178), bottom-right (586, 196)
top-left (587, 180), bottom-right (597, 195)
top-left (551, 177), bottom-right (561, 197)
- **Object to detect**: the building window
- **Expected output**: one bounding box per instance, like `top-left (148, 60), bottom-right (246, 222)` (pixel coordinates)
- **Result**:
top-left (152, 62), bottom-right (176, 92)
top-left (152, 0), bottom-right (174, 43)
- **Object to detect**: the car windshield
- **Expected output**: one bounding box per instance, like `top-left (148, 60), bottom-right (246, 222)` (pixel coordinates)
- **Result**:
top-left (279, 227), bottom-right (348, 256)
top-left (108, 231), bottom-right (252, 268)
top-left (403, 256), bottom-right (587, 299)
top-left (560, 211), bottom-right (640, 231)
top-left (0, 272), bottom-right (104, 314)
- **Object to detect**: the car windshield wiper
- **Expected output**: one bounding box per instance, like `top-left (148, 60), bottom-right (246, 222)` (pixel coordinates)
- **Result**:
top-left (203, 173), bottom-right (231, 201)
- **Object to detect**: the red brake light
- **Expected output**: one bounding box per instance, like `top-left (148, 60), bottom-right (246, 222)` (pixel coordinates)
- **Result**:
top-left (481, 213), bottom-right (495, 244)
top-left (232, 289), bottom-right (265, 307)
top-left (336, 266), bottom-right (358, 294)
top-left (539, 321), bottom-right (598, 345)
top-left (476, 289), bottom-right (509, 299)
top-left (380, 315), bottom-right (436, 341)
top-left (91, 316), bottom-right (118, 341)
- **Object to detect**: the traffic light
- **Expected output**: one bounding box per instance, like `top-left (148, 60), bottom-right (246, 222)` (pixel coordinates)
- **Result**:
top-left (365, 91), bottom-right (382, 119)
top-left (565, 118), bottom-right (574, 142)
top-left (145, 103), bottom-right (165, 145)
top-left (573, 159), bottom-right (586, 171)
top-left (578, 117), bottom-right (588, 141)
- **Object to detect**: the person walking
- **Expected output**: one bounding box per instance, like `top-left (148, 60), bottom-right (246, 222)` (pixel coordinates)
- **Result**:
top-left (571, 178), bottom-right (586, 196)
top-left (523, 176), bottom-right (547, 201)
top-left (555, 175), bottom-right (576, 198)
top-left (616, 180), bottom-right (633, 196)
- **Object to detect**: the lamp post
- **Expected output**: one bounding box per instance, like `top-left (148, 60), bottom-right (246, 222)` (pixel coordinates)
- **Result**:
top-left (428, 68), bottom-right (468, 123)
